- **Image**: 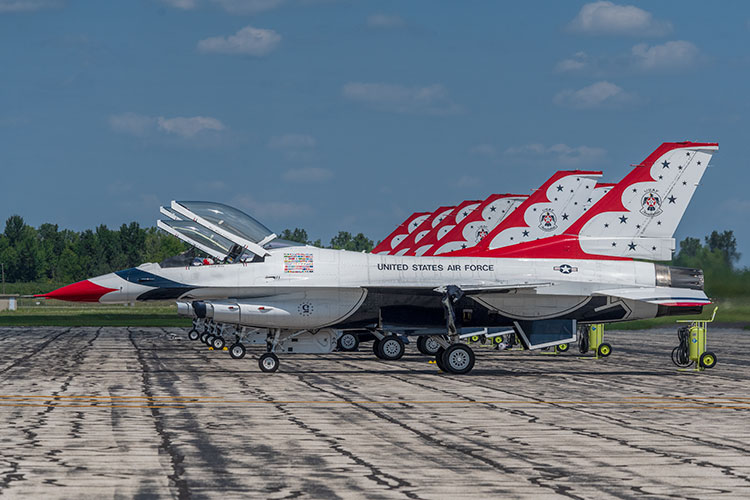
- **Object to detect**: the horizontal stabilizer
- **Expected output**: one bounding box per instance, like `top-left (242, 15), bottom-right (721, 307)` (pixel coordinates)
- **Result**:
top-left (593, 286), bottom-right (711, 307)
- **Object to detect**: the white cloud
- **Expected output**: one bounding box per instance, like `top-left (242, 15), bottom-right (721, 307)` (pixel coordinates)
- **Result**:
top-left (157, 116), bottom-right (225, 137)
top-left (282, 167), bottom-right (333, 183)
top-left (367, 13), bottom-right (404, 28)
top-left (568, 1), bottom-right (672, 37)
top-left (342, 82), bottom-right (462, 115)
top-left (0, 0), bottom-right (61, 12)
top-left (554, 81), bottom-right (636, 109)
top-left (211, 0), bottom-right (285, 15)
top-left (159, 0), bottom-right (196, 9)
top-left (468, 144), bottom-right (497, 157)
top-left (197, 26), bottom-right (281, 56)
top-left (505, 143), bottom-right (606, 167)
top-left (556, 51), bottom-right (589, 72)
top-left (160, 0), bottom-right (285, 13)
top-left (109, 113), bottom-right (226, 138)
top-left (109, 113), bottom-right (157, 137)
top-left (631, 40), bottom-right (700, 70)
top-left (268, 134), bottom-right (316, 149)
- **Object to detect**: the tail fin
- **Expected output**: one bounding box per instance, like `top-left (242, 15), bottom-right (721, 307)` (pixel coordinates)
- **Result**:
top-left (409, 200), bottom-right (482, 256)
top-left (391, 205), bottom-right (455, 256)
top-left (427, 194), bottom-right (527, 255)
top-left (470, 142), bottom-right (718, 261)
top-left (372, 212), bottom-right (431, 254)
top-left (451, 170), bottom-right (602, 255)
top-left (572, 141), bottom-right (718, 260)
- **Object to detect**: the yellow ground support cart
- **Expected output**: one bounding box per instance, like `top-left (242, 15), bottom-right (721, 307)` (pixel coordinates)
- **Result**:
top-left (577, 323), bottom-right (612, 359)
top-left (671, 306), bottom-right (718, 371)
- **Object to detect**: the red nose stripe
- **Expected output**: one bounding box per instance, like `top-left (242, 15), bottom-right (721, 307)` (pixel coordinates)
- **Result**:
top-left (36, 280), bottom-right (117, 302)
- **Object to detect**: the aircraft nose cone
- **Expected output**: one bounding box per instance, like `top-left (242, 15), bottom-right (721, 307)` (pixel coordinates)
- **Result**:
top-left (36, 280), bottom-right (117, 303)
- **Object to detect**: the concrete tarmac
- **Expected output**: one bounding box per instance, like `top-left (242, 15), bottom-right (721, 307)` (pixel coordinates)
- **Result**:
top-left (1, 326), bottom-right (749, 499)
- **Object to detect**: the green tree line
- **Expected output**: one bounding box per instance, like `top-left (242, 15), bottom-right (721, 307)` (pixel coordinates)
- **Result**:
top-left (0, 214), bottom-right (745, 297)
top-left (0, 217), bottom-right (374, 287)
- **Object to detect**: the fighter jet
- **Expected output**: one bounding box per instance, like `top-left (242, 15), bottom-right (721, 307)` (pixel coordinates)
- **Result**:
top-left (40, 142), bottom-right (717, 375)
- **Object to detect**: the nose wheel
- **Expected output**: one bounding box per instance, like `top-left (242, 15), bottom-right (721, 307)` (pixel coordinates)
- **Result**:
top-left (259, 353), bottom-right (279, 373)
top-left (187, 329), bottom-right (200, 341)
top-left (212, 336), bottom-right (225, 350)
top-left (229, 343), bottom-right (246, 359)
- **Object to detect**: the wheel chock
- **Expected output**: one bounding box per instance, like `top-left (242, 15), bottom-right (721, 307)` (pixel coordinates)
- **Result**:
top-left (208, 347), bottom-right (214, 351)
top-left (223, 347), bottom-right (228, 351)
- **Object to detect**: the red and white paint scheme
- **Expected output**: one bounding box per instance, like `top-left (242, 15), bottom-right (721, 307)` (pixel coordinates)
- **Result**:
top-left (405, 199), bottom-right (483, 256)
top-left (464, 142), bottom-right (718, 262)
top-left (372, 212), bottom-right (431, 255)
top-left (425, 194), bottom-right (528, 255)
top-left (449, 171), bottom-right (603, 255)
top-left (390, 205), bottom-right (455, 256)
top-left (37, 142), bottom-right (717, 374)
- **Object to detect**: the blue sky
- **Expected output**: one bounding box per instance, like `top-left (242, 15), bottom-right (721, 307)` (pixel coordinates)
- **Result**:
top-left (1, 1), bottom-right (749, 262)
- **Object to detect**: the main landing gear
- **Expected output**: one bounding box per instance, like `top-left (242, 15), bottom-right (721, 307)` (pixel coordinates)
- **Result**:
top-left (432, 341), bottom-right (475, 374)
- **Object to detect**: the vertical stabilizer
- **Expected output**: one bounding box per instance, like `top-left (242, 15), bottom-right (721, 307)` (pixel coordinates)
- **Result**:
top-left (372, 212), bottom-right (431, 254)
top-left (427, 194), bottom-right (527, 255)
top-left (452, 170), bottom-right (602, 255)
top-left (390, 206), bottom-right (455, 256)
top-left (407, 200), bottom-right (482, 256)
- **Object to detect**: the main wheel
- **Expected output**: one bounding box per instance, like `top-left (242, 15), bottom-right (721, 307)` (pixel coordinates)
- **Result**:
top-left (598, 342), bottom-right (612, 357)
top-left (699, 351), bottom-right (717, 369)
top-left (212, 336), bottom-right (226, 350)
top-left (435, 347), bottom-right (447, 372)
top-left (557, 343), bottom-right (569, 352)
top-left (188, 329), bottom-right (200, 341)
top-left (417, 336), bottom-right (442, 356)
top-left (442, 344), bottom-right (475, 375)
top-left (337, 332), bottom-right (359, 352)
top-left (200, 332), bottom-right (209, 343)
top-left (259, 353), bottom-right (279, 372)
top-left (372, 338), bottom-right (382, 358)
top-left (377, 335), bottom-right (405, 361)
top-left (229, 343), bottom-right (246, 359)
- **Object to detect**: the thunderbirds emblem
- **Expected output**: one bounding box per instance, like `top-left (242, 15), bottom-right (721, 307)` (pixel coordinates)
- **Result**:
top-left (539, 209), bottom-right (557, 231)
top-left (640, 189), bottom-right (663, 217)
top-left (474, 225), bottom-right (489, 243)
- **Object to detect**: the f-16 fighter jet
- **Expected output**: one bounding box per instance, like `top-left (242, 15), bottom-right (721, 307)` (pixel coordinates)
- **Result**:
top-left (40, 142), bottom-right (717, 375)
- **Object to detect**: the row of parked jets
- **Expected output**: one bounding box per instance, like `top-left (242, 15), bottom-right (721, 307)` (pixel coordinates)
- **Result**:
top-left (41, 141), bottom-right (717, 374)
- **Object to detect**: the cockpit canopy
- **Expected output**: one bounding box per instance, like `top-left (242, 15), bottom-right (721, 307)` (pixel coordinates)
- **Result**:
top-left (157, 200), bottom-right (299, 267)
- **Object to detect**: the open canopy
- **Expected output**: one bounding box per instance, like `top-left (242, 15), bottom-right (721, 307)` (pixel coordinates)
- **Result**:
top-left (169, 201), bottom-right (277, 258)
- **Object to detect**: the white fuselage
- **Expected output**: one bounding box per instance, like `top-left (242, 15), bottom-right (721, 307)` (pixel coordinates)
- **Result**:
top-left (88, 246), bottom-right (707, 329)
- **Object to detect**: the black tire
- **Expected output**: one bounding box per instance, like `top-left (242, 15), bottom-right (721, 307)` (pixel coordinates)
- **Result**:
top-left (372, 338), bottom-right (382, 358)
top-left (188, 329), bottom-right (200, 341)
top-left (259, 353), bottom-right (279, 373)
top-left (206, 335), bottom-right (216, 346)
top-left (435, 347), bottom-right (447, 371)
top-left (377, 335), bottom-right (405, 361)
top-left (200, 332), bottom-right (209, 344)
top-left (417, 336), bottom-right (442, 356)
top-left (442, 344), bottom-right (475, 375)
top-left (212, 336), bottom-right (225, 350)
top-left (557, 343), bottom-right (569, 352)
top-left (229, 343), bottom-right (246, 359)
top-left (699, 351), bottom-right (717, 369)
top-left (598, 342), bottom-right (612, 357)
top-left (337, 332), bottom-right (359, 352)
